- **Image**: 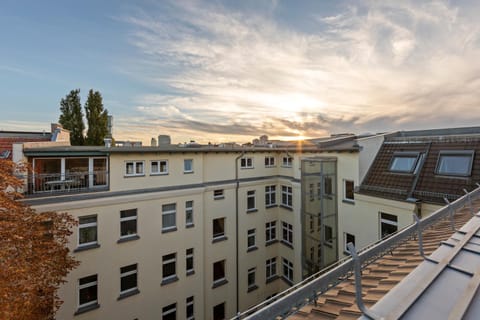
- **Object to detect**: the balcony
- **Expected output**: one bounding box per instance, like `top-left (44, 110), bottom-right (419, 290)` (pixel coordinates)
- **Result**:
top-left (25, 170), bottom-right (109, 195)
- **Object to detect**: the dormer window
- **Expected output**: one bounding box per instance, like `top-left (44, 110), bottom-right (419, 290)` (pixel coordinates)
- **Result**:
top-left (389, 153), bottom-right (419, 173)
top-left (435, 150), bottom-right (474, 177)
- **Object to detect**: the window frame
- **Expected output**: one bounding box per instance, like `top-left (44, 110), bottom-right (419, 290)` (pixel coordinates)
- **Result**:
top-left (282, 258), bottom-right (294, 283)
top-left (247, 190), bottom-right (256, 212)
top-left (247, 267), bottom-right (257, 291)
top-left (266, 257), bottom-right (277, 280)
top-left (78, 274), bottom-right (98, 309)
top-left (120, 209), bottom-right (137, 239)
top-left (240, 157), bottom-right (254, 169)
top-left (344, 232), bottom-right (356, 253)
top-left (265, 156), bottom-right (276, 167)
top-left (162, 203), bottom-right (177, 232)
top-left (343, 179), bottom-right (355, 202)
top-left (120, 264), bottom-right (138, 295)
top-left (435, 150), bottom-right (474, 177)
top-left (162, 302), bottom-right (177, 320)
top-left (281, 185), bottom-right (293, 208)
top-left (380, 212), bottom-right (398, 239)
top-left (247, 228), bottom-right (256, 251)
top-left (186, 248), bottom-right (194, 276)
top-left (184, 159), bottom-right (194, 173)
top-left (213, 189), bottom-right (224, 200)
top-left (265, 221), bottom-right (277, 243)
top-left (213, 259), bottom-right (226, 285)
top-left (162, 253), bottom-right (177, 284)
top-left (186, 296), bottom-right (194, 320)
top-left (78, 215), bottom-right (98, 248)
top-left (125, 160), bottom-right (145, 177)
top-left (150, 160), bottom-right (169, 175)
top-left (282, 221), bottom-right (293, 247)
top-left (388, 152), bottom-right (420, 173)
top-left (265, 185), bottom-right (276, 207)
top-left (213, 217), bottom-right (226, 241)
top-left (185, 200), bottom-right (194, 227)
top-left (282, 156), bottom-right (293, 168)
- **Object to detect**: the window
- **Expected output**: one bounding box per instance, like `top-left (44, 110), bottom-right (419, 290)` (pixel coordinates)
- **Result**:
top-left (151, 160), bottom-right (168, 175)
top-left (344, 233), bottom-right (356, 253)
top-left (162, 203), bottom-right (176, 232)
top-left (265, 185), bottom-right (276, 207)
top-left (282, 221), bottom-right (293, 247)
top-left (186, 296), bottom-right (194, 320)
top-left (162, 253), bottom-right (177, 284)
top-left (247, 190), bottom-right (256, 211)
top-left (240, 157), bottom-right (253, 169)
top-left (125, 161), bottom-right (144, 176)
top-left (282, 156), bottom-right (293, 167)
top-left (309, 215), bottom-right (314, 233)
top-left (266, 257), bottom-right (277, 280)
top-left (120, 209), bottom-right (137, 239)
top-left (162, 303), bottom-right (176, 320)
top-left (436, 151), bottom-right (474, 176)
top-left (184, 159), bottom-right (193, 173)
top-left (78, 274), bottom-right (98, 309)
top-left (186, 248), bottom-right (194, 275)
top-left (185, 200), bottom-right (194, 227)
top-left (78, 215), bottom-right (97, 248)
top-left (213, 218), bottom-right (225, 240)
top-left (265, 156), bottom-right (275, 167)
top-left (214, 189), bottom-right (224, 200)
top-left (120, 264), bottom-right (138, 295)
top-left (247, 229), bottom-right (256, 251)
top-left (324, 177), bottom-right (333, 195)
top-left (265, 221), bottom-right (276, 243)
top-left (324, 225), bottom-right (333, 245)
top-left (282, 258), bottom-right (293, 283)
top-left (213, 302), bottom-right (225, 320)
top-left (213, 260), bottom-right (226, 285)
top-left (344, 180), bottom-right (354, 202)
top-left (247, 267), bottom-right (257, 291)
top-left (380, 213), bottom-right (398, 238)
top-left (309, 183), bottom-right (314, 201)
top-left (317, 182), bottom-right (321, 199)
top-left (389, 153), bottom-right (419, 173)
top-left (281, 185), bottom-right (292, 208)
top-left (310, 247), bottom-right (314, 261)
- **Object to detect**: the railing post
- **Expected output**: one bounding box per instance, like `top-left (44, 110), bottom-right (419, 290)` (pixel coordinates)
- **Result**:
top-left (413, 214), bottom-right (425, 258)
top-left (347, 243), bottom-right (381, 320)
top-left (444, 198), bottom-right (455, 231)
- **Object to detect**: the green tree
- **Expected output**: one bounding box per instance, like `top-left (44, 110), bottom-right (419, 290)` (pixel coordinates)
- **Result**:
top-left (59, 89), bottom-right (85, 145)
top-left (84, 89), bottom-right (109, 146)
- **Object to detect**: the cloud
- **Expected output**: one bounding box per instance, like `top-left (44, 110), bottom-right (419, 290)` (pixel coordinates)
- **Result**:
top-left (116, 0), bottom-right (480, 143)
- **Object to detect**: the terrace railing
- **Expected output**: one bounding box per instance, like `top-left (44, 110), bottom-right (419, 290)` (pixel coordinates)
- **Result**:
top-left (25, 170), bottom-right (108, 195)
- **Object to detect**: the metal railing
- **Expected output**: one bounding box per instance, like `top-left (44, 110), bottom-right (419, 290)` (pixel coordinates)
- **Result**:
top-left (25, 171), bottom-right (109, 195)
top-left (236, 185), bottom-right (480, 320)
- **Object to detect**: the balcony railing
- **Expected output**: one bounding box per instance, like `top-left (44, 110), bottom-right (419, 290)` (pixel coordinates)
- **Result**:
top-left (25, 171), bottom-right (109, 195)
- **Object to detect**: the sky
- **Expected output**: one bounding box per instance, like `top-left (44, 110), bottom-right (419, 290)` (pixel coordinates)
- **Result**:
top-left (1, 0), bottom-right (480, 144)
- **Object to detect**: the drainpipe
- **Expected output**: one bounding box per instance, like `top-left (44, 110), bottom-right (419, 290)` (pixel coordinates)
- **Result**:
top-left (235, 150), bottom-right (246, 316)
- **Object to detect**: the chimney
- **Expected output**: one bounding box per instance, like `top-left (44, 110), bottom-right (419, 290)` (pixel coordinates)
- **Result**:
top-left (151, 137), bottom-right (157, 147)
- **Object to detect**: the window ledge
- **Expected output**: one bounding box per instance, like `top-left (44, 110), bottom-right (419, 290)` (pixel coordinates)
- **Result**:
top-left (280, 205), bottom-right (293, 211)
top-left (214, 196), bottom-right (225, 200)
top-left (247, 285), bottom-right (259, 293)
top-left (212, 278), bottom-right (228, 289)
top-left (247, 246), bottom-right (258, 253)
top-left (280, 240), bottom-right (293, 249)
top-left (266, 239), bottom-right (278, 247)
top-left (265, 204), bottom-right (278, 209)
top-left (240, 167), bottom-right (254, 170)
top-left (186, 223), bottom-right (195, 229)
top-left (117, 288), bottom-right (140, 300)
top-left (212, 235), bottom-right (228, 243)
top-left (183, 171), bottom-right (194, 174)
top-left (161, 275), bottom-right (179, 286)
top-left (117, 235), bottom-right (140, 243)
top-left (266, 275), bottom-right (279, 284)
top-left (342, 199), bottom-right (355, 205)
top-left (150, 173), bottom-right (169, 176)
top-left (187, 270), bottom-right (195, 276)
top-left (162, 227), bottom-right (177, 234)
top-left (124, 174), bottom-right (145, 178)
top-left (246, 208), bottom-right (258, 213)
top-left (281, 276), bottom-right (294, 286)
top-left (74, 243), bottom-right (100, 253)
top-left (74, 303), bottom-right (100, 316)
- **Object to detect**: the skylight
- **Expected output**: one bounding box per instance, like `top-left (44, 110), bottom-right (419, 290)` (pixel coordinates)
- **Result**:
top-left (436, 151), bottom-right (474, 176)
top-left (389, 153), bottom-right (419, 173)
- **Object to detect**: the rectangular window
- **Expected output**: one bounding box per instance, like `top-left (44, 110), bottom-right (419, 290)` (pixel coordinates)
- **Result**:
top-left (186, 296), bottom-right (194, 320)
top-left (309, 183), bottom-right (314, 201)
top-left (213, 218), bottom-right (225, 240)
top-left (324, 177), bottom-right (333, 195)
top-left (282, 221), bottom-right (293, 246)
top-left (162, 203), bottom-right (176, 232)
top-left (162, 253), bottom-right (177, 283)
top-left (380, 213), bottom-right (398, 238)
top-left (281, 185), bottom-right (293, 208)
top-left (265, 221), bottom-right (276, 243)
top-left (78, 215), bottom-right (97, 247)
top-left (266, 257), bottom-right (277, 280)
top-left (120, 264), bottom-right (138, 295)
top-left (185, 200), bottom-right (194, 227)
top-left (309, 215), bottom-right (314, 233)
top-left (324, 225), bottom-right (333, 244)
top-left (317, 182), bottom-right (321, 199)
top-left (151, 160), bottom-right (168, 175)
top-left (265, 185), bottom-right (276, 206)
top-left (162, 302), bottom-right (176, 320)
top-left (125, 161), bottom-right (144, 176)
top-left (247, 190), bottom-right (256, 211)
top-left (184, 159), bottom-right (193, 173)
top-left (389, 153), bottom-right (419, 173)
top-left (265, 156), bottom-right (275, 167)
top-left (214, 189), bottom-right (224, 200)
top-left (282, 258), bottom-right (293, 283)
top-left (186, 248), bottom-right (194, 275)
top-left (248, 267), bottom-right (256, 290)
top-left (436, 150), bottom-right (474, 176)
top-left (247, 229), bottom-right (256, 250)
top-left (240, 157), bottom-right (254, 169)
top-left (78, 274), bottom-right (98, 308)
top-left (344, 233), bottom-right (356, 253)
top-left (120, 209), bottom-right (137, 239)
top-left (344, 180), bottom-right (354, 201)
top-left (213, 302), bottom-right (225, 320)
top-left (282, 156), bottom-right (293, 167)
top-left (213, 260), bottom-right (226, 284)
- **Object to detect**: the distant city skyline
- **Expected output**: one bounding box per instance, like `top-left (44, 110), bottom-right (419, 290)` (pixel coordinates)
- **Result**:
top-left (2, 0), bottom-right (480, 144)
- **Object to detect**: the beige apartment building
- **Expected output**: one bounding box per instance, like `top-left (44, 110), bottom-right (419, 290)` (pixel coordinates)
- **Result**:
top-left (16, 133), bottom-right (383, 320)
